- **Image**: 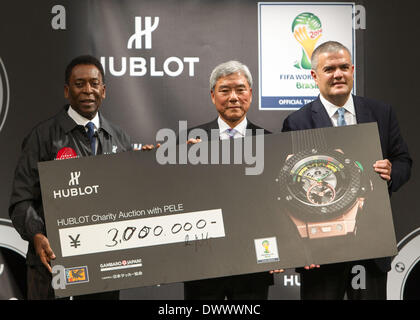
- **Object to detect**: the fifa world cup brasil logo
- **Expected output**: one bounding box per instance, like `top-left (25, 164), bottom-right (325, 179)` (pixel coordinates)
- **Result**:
top-left (292, 12), bottom-right (322, 70)
top-left (262, 240), bottom-right (270, 253)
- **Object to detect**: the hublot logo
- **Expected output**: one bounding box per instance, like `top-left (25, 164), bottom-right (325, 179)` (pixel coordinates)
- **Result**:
top-left (53, 172), bottom-right (99, 199)
top-left (68, 171), bottom-right (81, 186)
top-left (101, 16), bottom-right (199, 78)
top-left (127, 16), bottom-right (159, 50)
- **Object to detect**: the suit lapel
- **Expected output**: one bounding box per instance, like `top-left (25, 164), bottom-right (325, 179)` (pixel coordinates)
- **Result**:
top-left (246, 120), bottom-right (258, 131)
top-left (204, 118), bottom-right (220, 135)
top-left (312, 95), bottom-right (374, 126)
top-left (311, 97), bottom-right (334, 128)
top-left (353, 95), bottom-right (373, 123)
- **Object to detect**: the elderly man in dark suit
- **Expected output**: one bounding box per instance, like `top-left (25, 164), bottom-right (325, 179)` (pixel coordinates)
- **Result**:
top-left (187, 60), bottom-right (270, 140)
top-left (183, 60), bottom-right (273, 300)
top-left (282, 41), bottom-right (412, 300)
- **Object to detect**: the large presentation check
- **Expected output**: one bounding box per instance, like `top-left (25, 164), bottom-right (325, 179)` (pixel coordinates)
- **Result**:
top-left (39, 123), bottom-right (397, 297)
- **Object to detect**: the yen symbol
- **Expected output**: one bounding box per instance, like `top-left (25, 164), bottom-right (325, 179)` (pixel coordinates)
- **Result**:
top-left (69, 234), bottom-right (81, 248)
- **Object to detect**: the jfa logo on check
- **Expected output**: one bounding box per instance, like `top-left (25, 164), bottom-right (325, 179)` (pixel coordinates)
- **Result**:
top-left (65, 266), bottom-right (89, 285)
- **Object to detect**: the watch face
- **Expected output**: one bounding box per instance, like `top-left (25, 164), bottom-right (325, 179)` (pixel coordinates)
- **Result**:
top-left (289, 155), bottom-right (347, 206)
top-left (278, 149), bottom-right (365, 222)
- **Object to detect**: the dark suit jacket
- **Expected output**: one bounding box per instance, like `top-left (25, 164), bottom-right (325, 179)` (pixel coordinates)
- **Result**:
top-left (184, 118), bottom-right (274, 295)
top-left (282, 95), bottom-right (412, 272)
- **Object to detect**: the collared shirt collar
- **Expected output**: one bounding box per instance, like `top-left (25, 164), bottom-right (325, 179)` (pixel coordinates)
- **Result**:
top-left (217, 116), bottom-right (248, 138)
top-left (59, 105), bottom-right (115, 137)
top-left (320, 94), bottom-right (355, 119)
top-left (67, 105), bottom-right (100, 130)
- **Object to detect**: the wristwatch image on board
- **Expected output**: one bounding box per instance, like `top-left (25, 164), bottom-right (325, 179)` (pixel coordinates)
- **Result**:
top-left (276, 128), bottom-right (373, 239)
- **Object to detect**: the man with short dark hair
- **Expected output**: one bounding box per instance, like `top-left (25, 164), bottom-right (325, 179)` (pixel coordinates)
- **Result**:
top-left (183, 60), bottom-right (274, 300)
top-left (9, 55), bottom-right (132, 299)
top-left (282, 41), bottom-right (412, 300)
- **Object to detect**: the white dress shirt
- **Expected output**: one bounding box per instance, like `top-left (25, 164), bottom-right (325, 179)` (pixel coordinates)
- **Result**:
top-left (67, 106), bottom-right (100, 154)
top-left (218, 116), bottom-right (248, 140)
top-left (320, 94), bottom-right (357, 126)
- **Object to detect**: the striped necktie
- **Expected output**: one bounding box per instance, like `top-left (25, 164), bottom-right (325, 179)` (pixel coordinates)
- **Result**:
top-left (227, 128), bottom-right (237, 139)
top-left (337, 108), bottom-right (347, 126)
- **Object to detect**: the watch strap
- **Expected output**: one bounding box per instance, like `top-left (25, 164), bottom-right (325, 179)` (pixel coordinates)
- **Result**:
top-left (288, 199), bottom-right (361, 239)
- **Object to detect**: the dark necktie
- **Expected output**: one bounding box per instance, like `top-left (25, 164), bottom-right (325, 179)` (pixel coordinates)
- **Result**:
top-left (86, 122), bottom-right (96, 155)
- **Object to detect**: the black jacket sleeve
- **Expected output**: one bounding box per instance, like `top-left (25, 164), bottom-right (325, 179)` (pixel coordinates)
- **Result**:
top-left (9, 129), bottom-right (46, 242)
top-left (385, 106), bottom-right (412, 193)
